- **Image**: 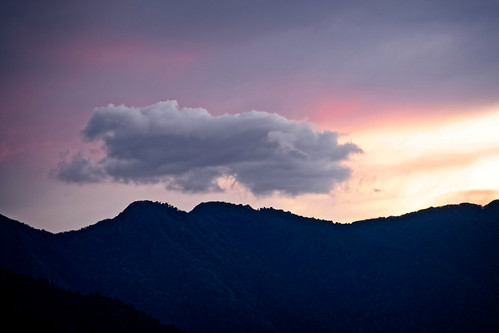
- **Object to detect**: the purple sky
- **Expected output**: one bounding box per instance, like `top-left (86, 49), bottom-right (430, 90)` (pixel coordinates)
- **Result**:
top-left (1, 0), bottom-right (499, 231)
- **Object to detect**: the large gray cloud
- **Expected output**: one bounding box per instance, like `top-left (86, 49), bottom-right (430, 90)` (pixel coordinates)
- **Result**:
top-left (55, 101), bottom-right (361, 195)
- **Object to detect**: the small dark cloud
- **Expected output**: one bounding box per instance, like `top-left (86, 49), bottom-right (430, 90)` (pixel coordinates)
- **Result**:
top-left (54, 152), bottom-right (106, 183)
top-left (54, 101), bottom-right (361, 195)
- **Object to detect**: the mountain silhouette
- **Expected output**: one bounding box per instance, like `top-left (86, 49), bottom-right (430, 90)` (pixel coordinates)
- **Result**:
top-left (1, 200), bottom-right (498, 332)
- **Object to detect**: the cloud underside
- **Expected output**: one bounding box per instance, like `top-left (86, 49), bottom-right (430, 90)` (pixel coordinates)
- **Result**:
top-left (55, 101), bottom-right (361, 195)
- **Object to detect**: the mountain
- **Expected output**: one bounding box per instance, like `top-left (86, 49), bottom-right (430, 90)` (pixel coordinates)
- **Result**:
top-left (0, 268), bottom-right (184, 332)
top-left (1, 200), bottom-right (498, 332)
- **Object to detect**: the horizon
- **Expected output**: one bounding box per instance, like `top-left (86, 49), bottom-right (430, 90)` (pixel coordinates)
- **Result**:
top-left (1, 1), bottom-right (499, 232)
top-left (2, 197), bottom-right (498, 233)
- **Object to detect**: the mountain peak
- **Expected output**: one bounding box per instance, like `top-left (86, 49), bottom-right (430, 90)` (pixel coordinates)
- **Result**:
top-left (108, 200), bottom-right (186, 229)
top-left (190, 201), bottom-right (254, 215)
top-left (484, 199), bottom-right (499, 213)
top-left (122, 200), bottom-right (180, 214)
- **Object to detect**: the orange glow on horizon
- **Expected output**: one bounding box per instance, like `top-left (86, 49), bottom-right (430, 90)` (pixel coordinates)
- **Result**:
top-left (250, 105), bottom-right (499, 223)
top-left (311, 97), bottom-right (498, 135)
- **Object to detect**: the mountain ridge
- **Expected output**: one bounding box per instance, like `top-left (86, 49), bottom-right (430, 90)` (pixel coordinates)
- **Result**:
top-left (3, 199), bottom-right (497, 234)
top-left (1, 200), bottom-right (498, 332)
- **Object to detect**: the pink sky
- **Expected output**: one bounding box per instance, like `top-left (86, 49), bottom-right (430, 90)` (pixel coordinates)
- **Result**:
top-left (1, 0), bottom-right (498, 231)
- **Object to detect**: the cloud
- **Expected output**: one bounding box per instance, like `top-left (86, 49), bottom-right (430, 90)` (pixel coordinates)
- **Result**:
top-left (55, 152), bottom-right (106, 183)
top-left (54, 101), bottom-right (361, 195)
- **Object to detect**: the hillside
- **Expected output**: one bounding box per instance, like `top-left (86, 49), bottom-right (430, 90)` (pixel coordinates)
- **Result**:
top-left (0, 267), bottom-right (184, 332)
top-left (1, 200), bottom-right (498, 332)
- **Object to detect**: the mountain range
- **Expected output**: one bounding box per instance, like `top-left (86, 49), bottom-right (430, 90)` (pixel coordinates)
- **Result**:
top-left (1, 200), bottom-right (498, 332)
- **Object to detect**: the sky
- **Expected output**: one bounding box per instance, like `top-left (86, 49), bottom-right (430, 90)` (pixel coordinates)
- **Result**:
top-left (1, 0), bottom-right (499, 232)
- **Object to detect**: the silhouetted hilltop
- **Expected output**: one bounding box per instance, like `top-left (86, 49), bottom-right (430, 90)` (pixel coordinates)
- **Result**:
top-left (0, 200), bottom-right (498, 332)
top-left (484, 199), bottom-right (499, 214)
top-left (120, 200), bottom-right (182, 218)
top-left (191, 201), bottom-right (256, 215)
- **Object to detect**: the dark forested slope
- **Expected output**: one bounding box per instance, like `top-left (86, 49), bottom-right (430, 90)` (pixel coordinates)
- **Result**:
top-left (0, 268), bottom-right (184, 332)
top-left (1, 200), bottom-right (498, 332)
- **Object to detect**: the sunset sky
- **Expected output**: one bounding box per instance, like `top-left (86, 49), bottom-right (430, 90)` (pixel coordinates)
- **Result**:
top-left (1, 0), bottom-right (499, 232)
